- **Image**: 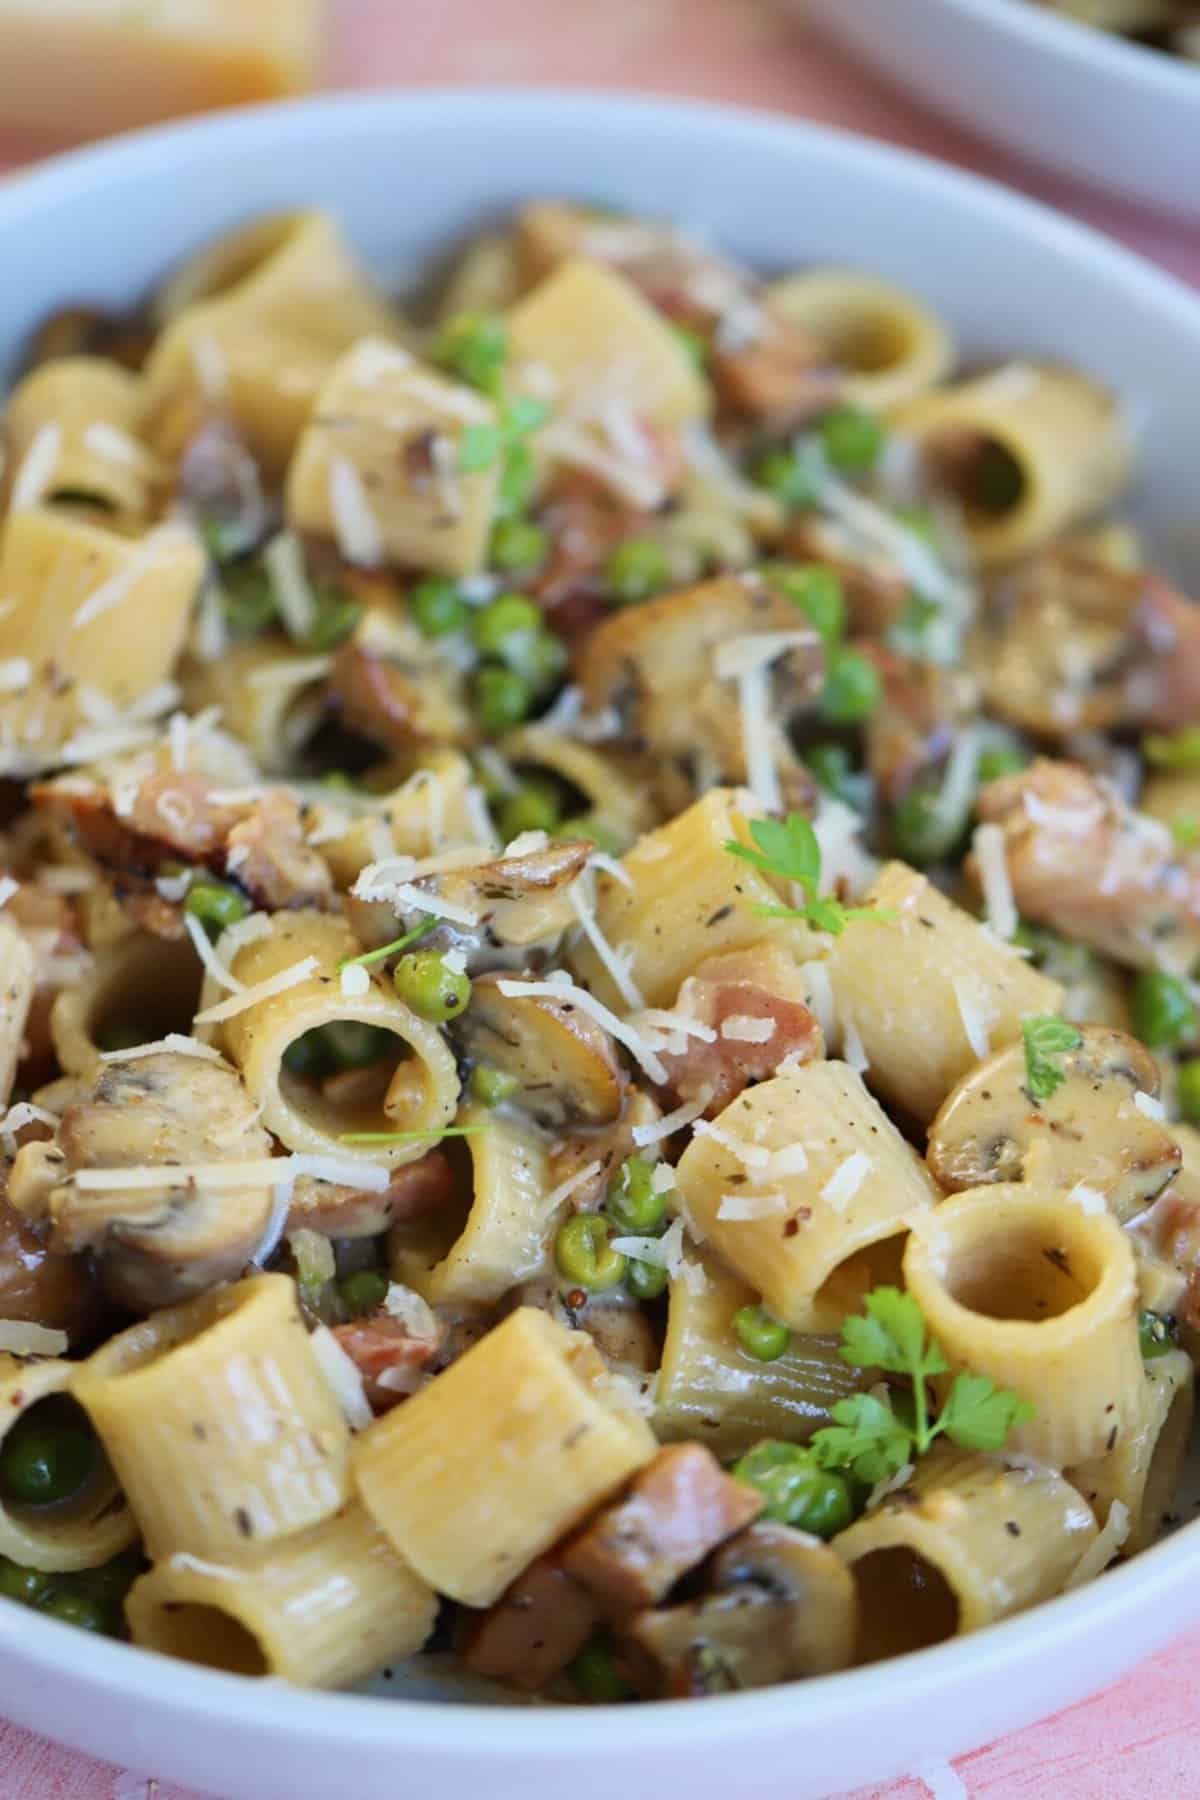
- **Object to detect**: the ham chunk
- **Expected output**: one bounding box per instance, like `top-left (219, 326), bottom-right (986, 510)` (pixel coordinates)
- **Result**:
top-left (331, 1311), bottom-right (444, 1412)
top-left (974, 758), bottom-right (1200, 975)
top-left (658, 943), bottom-right (824, 1115)
top-left (558, 1444), bottom-right (763, 1617)
top-left (462, 1557), bottom-right (599, 1691)
top-left (287, 1148), bottom-right (456, 1238)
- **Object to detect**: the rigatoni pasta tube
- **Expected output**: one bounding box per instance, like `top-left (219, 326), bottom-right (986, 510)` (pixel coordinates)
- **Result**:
top-left (0, 920), bottom-right (35, 1107)
top-left (126, 1502), bottom-right (436, 1687)
top-left (569, 788), bottom-right (816, 1010)
top-left (73, 1273), bottom-right (350, 1559)
top-left (903, 1184), bottom-right (1143, 1466)
top-left (764, 269), bottom-right (954, 412)
top-left (833, 1447), bottom-right (1097, 1662)
top-left (655, 1252), bottom-right (867, 1458)
top-left (50, 931), bottom-right (202, 1079)
top-left (390, 1103), bottom-right (551, 1305)
top-left (674, 1062), bottom-right (938, 1331)
top-left (1068, 1348), bottom-right (1194, 1555)
top-left (826, 862), bottom-right (1064, 1125)
top-left (207, 911), bottom-right (459, 1169)
top-left (0, 1355), bottom-right (136, 1573)
top-left (354, 1306), bottom-right (657, 1606)
top-left (894, 363), bottom-right (1132, 568)
top-left (3, 356), bottom-right (161, 522)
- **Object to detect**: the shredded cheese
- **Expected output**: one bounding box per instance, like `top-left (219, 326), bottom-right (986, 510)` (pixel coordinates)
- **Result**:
top-left (841, 1009), bottom-right (869, 1074)
top-left (973, 821), bottom-right (1017, 942)
top-left (264, 531), bottom-right (318, 641)
top-left (328, 455), bottom-right (385, 567)
top-left (0, 1320), bottom-right (69, 1357)
top-left (716, 1189), bottom-right (788, 1221)
top-left (719, 1014), bottom-right (776, 1044)
top-left (820, 1151), bottom-right (872, 1211)
top-left (74, 1152), bottom-right (391, 1196)
top-left (99, 1034), bottom-right (225, 1065)
top-left (0, 658), bottom-right (31, 694)
top-left (309, 1325), bottom-right (373, 1431)
top-left (74, 524), bottom-right (197, 630)
top-left (183, 909), bottom-right (244, 995)
top-left (193, 956), bottom-right (319, 1025)
top-left (1064, 1499), bottom-right (1131, 1590)
top-left (1066, 1182), bottom-right (1107, 1215)
top-left (953, 975), bottom-right (996, 1061)
top-left (495, 974), bottom-right (668, 1084)
top-left (692, 1117), bottom-right (771, 1169)
top-left (339, 962), bottom-right (371, 999)
top-left (248, 655), bottom-right (334, 689)
top-left (542, 1160), bottom-right (603, 1212)
top-left (0, 876), bottom-right (17, 910)
top-left (383, 1282), bottom-right (439, 1339)
top-left (631, 1096), bottom-right (709, 1148)
top-left (9, 423), bottom-right (62, 511)
top-left (568, 882), bottom-right (645, 1011)
top-left (1134, 1091), bottom-right (1167, 1121)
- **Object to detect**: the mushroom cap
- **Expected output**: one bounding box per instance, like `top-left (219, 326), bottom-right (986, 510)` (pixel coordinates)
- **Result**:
top-left (453, 971), bottom-right (623, 1128)
top-left (927, 1024), bottom-right (1179, 1221)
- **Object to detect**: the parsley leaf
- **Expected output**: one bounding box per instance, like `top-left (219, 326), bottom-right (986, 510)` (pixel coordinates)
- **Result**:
top-left (811, 1392), bottom-right (912, 1486)
top-left (811, 1285), bottom-right (1033, 1480)
top-left (1021, 1015), bottom-right (1083, 1103)
top-left (337, 916), bottom-right (441, 972)
top-left (459, 424), bottom-right (504, 472)
top-left (458, 396), bottom-right (552, 474)
top-left (937, 1372), bottom-right (1034, 1452)
top-left (724, 812), bottom-right (890, 937)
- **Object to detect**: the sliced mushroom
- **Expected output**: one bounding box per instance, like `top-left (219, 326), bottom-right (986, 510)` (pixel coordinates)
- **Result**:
top-left (0, 1190), bottom-right (105, 1345)
top-left (863, 644), bottom-right (979, 806)
top-left (578, 574), bottom-right (823, 815)
top-left (9, 1052), bottom-right (277, 1312)
top-left (452, 970), bottom-right (623, 1127)
top-left (621, 1520), bottom-right (857, 1696)
top-left (927, 1024), bottom-right (1179, 1221)
top-left (432, 839), bottom-right (592, 948)
top-left (974, 758), bottom-right (1200, 974)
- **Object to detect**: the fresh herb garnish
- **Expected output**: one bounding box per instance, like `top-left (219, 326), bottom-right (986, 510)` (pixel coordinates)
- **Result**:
top-left (337, 917), bottom-right (441, 973)
top-left (723, 812), bottom-right (886, 936)
top-left (810, 1286), bottom-right (1033, 1483)
top-left (1021, 1015), bottom-right (1083, 1103)
top-left (459, 396), bottom-right (551, 474)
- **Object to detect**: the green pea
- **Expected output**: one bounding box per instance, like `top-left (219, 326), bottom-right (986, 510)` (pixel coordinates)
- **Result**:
top-left (490, 518), bottom-right (549, 574)
top-left (1139, 1309), bottom-right (1179, 1361)
top-left (802, 744), bottom-right (869, 813)
top-left (751, 446), bottom-right (818, 509)
top-left (569, 1637), bottom-right (633, 1703)
top-left (732, 1304), bottom-right (792, 1363)
top-left (282, 1029), bottom-right (333, 1078)
top-left (471, 592), bottom-right (543, 657)
top-left (469, 1064), bottom-right (520, 1107)
top-left (94, 1020), bottom-right (150, 1053)
top-left (818, 648), bottom-right (881, 725)
top-left (220, 559), bottom-right (277, 636)
top-left (498, 779), bottom-right (562, 841)
top-left (732, 1440), bottom-right (855, 1538)
top-left (891, 782), bottom-right (966, 866)
top-left (200, 512), bottom-right (255, 566)
top-left (670, 322), bottom-right (709, 368)
top-left (474, 665), bottom-right (534, 733)
top-left (761, 562), bottom-right (846, 644)
top-left (606, 1155), bottom-right (666, 1235)
top-left (978, 744), bottom-right (1030, 784)
top-left (184, 879), bottom-right (250, 940)
top-left (301, 589), bottom-right (364, 652)
top-left (819, 404), bottom-right (886, 474)
top-left (1132, 970), bottom-right (1196, 1051)
top-left (433, 312), bottom-right (508, 394)
top-left (512, 629), bottom-right (567, 695)
top-left (555, 1214), bottom-right (627, 1292)
top-left (496, 441), bottom-right (536, 520)
top-left (604, 539), bottom-right (671, 605)
top-left (1143, 727), bottom-right (1200, 771)
top-left (626, 1257), bottom-right (668, 1301)
top-left (392, 950), bottom-right (471, 1023)
top-left (338, 1269), bottom-right (389, 1317)
top-left (411, 576), bottom-right (468, 639)
top-left (1177, 1059), bottom-right (1200, 1125)
top-left (0, 1556), bottom-right (53, 1605)
top-left (322, 1021), bottom-right (393, 1070)
top-left (1173, 817), bottom-right (1200, 851)
top-left (38, 1587), bottom-right (111, 1635)
top-left (0, 1420), bottom-right (96, 1507)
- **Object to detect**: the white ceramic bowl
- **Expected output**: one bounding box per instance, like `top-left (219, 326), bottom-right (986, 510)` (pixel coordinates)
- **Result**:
top-left (3, 88), bottom-right (1200, 1800)
top-left (807, 0), bottom-right (1200, 221)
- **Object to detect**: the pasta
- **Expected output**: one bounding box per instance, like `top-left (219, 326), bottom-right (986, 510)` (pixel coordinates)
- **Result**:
top-left (0, 193), bottom-right (1191, 1703)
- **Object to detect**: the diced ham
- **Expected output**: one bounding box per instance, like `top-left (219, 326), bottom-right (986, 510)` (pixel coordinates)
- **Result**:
top-left (659, 972), bottom-right (823, 1115)
top-left (559, 1445), bottom-right (764, 1617)
top-left (222, 790), bottom-right (332, 910)
top-left (462, 1556), bottom-right (599, 1690)
top-left (712, 319), bottom-right (840, 430)
top-left (286, 1149), bottom-right (457, 1238)
top-left (331, 1312), bottom-right (444, 1413)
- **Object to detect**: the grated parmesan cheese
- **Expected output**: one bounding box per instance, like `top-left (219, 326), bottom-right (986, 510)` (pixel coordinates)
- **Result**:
top-left (799, 960), bottom-right (836, 1041)
top-left (820, 1150), bottom-right (872, 1211)
top-left (183, 909), bottom-right (244, 994)
top-left (632, 1095), bottom-right (709, 1148)
top-left (735, 662), bottom-right (778, 813)
top-left (495, 974), bottom-right (668, 1084)
top-left (541, 1160), bottom-right (603, 1212)
top-left (9, 423), bottom-right (62, 511)
top-left (0, 876), bottom-right (17, 909)
top-left (383, 1282), bottom-right (439, 1340)
top-left (866, 1461), bottom-right (915, 1511)
top-left (717, 1189), bottom-right (787, 1221)
top-left (1066, 1182), bottom-right (1107, 1215)
top-left (568, 881), bottom-right (645, 1011)
top-left (692, 1117), bottom-right (770, 1169)
top-left (264, 531), bottom-right (318, 641)
top-left (953, 975), bottom-right (996, 1061)
top-left (193, 956), bottom-right (319, 1026)
top-left (719, 1014), bottom-right (776, 1044)
top-left (248, 655), bottom-right (334, 689)
top-left (74, 524), bottom-right (198, 630)
top-left (328, 456), bottom-right (385, 566)
top-left (99, 1033), bottom-right (225, 1065)
top-left (1064, 1498), bottom-right (1131, 1590)
top-left (1134, 1091), bottom-right (1167, 1121)
top-left (841, 1009), bottom-right (869, 1074)
top-left (588, 849), bottom-right (633, 891)
top-left (0, 1320), bottom-right (69, 1357)
top-left (650, 1163), bottom-right (677, 1195)
top-left (339, 962), bottom-right (371, 999)
top-left (973, 821), bottom-right (1017, 942)
top-left (309, 1324), bottom-right (374, 1431)
top-left (0, 658), bottom-right (31, 693)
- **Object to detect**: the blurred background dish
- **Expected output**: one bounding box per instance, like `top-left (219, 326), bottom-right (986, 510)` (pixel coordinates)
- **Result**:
top-left (806, 0), bottom-right (1200, 221)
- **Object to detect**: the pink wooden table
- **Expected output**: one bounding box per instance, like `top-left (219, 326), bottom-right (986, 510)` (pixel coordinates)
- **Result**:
top-left (3, 3), bottom-right (1200, 1795)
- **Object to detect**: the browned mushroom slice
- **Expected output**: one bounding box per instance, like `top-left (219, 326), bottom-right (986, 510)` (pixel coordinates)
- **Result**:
top-left (10, 1052), bottom-right (277, 1313)
top-left (927, 1025), bottom-right (1179, 1221)
top-left (432, 839), bottom-right (592, 948)
top-left (462, 1555), bottom-right (600, 1690)
top-left (974, 758), bottom-right (1200, 975)
top-left (452, 971), bottom-right (623, 1127)
top-left (863, 644), bottom-right (978, 806)
top-left (0, 1190), bottom-right (106, 1345)
top-left (621, 1520), bottom-right (857, 1696)
top-left (578, 574), bottom-right (823, 811)
top-left (559, 1444), bottom-right (763, 1617)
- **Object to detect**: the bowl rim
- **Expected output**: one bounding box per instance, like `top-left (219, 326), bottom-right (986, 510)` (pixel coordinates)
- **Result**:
top-left (0, 83), bottom-right (1199, 1752)
top-left (924, 0), bottom-right (1200, 99)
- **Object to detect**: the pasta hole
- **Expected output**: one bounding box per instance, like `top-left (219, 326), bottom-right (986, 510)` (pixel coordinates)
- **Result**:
top-left (943, 1218), bottom-right (1100, 1322)
top-left (0, 1394), bottom-right (114, 1525)
top-left (814, 1234), bottom-right (906, 1323)
top-left (850, 1546), bottom-right (959, 1663)
top-left (926, 429), bottom-right (1027, 522)
top-left (280, 1024), bottom-right (428, 1138)
top-left (84, 939), bottom-right (203, 1058)
top-left (143, 1602), bottom-right (269, 1676)
top-left (821, 310), bottom-right (917, 377)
